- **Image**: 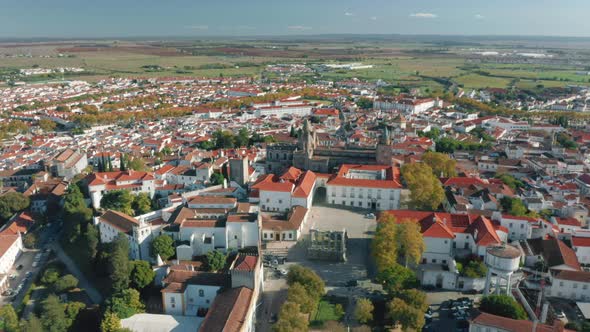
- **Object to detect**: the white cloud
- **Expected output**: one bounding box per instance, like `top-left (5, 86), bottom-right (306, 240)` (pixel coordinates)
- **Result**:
top-left (185, 25), bottom-right (209, 30)
top-left (474, 14), bottom-right (484, 19)
top-left (370, 16), bottom-right (378, 21)
top-left (288, 25), bottom-right (312, 31)
top-left (345, 12), bottom-right (354, 16)
top-left (409, 13), bottom-right (438, 19)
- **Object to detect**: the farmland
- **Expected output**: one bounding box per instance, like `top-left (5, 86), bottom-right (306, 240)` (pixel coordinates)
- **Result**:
top-left (1, 37), bottom-right (590, 91)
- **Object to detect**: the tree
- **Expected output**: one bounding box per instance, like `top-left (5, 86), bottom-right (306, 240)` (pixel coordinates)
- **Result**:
top-left (377, 264), bottom-right (419, 295)
top-left (401, 162), bottom-right (445, 210)
top-left (105, 289), bottom-right (145, 319)
top-left (38, 119), bottom-right (57, 132)
top-left (372, 214), bottom-right (398, 272)
top-left (422, 152), bottom-right (457, 177)
top-left (356, 97), bottom-right (373, 109)
top-left (41, 267), bottom-right (60, 286)
top-left (354, 298), bottom-right (374, 324)
top-left (397, 289), bottom-right (428, 312)
top-left (54, 274), bottom-right (78, 293)
top-left (23, 232), bottom-right (37, 249)
top-left (85, 224), bottom-right (99, 260)
top-left (40, 295), bottom-right (69, 332)
top-left (500, 197), bottom-right (528, 217)
top-left (462, 260), bottom-right (488, 278)
top-left (210, 172), bottom-right (225, 185)
top-left (55, 105), bottom-right (71, 112)
top-left (62, 184), bottom-right (92, 243)
top-left (127, 157), bottom-right (149, 172)
top-left (205, 250), bottom-right (227, 272)
top-left (323, 321), bottom-right (346, 332)
top-left (387, 298), bottom-right (425, 331)
top-left (0, 305), bottom-right (18, 332)
top-left (234, 128), bottom-right (250, 147)
top-left (101, 190), bottom-right (134, 216)
top-left (334, 304), bottom-right (345, 319)
top-left (396, 220), bottom-right (425, 267)
top-left (479, 295), bottom-right (527, 320)
top-left (132, 193), bottom-right (152, 215)
top-left (109, 234), bottom-right (130, 293)
top-left (101, 312), bottom-right (121, 332)
top-left (130, 260), bottom-right (155, 290)
top-left (151, 234), bottom-right (175, 261)
top-left (273, 302), bottom-right (308, 332)
top-left (286, 282), bottom-right (316, 314)
top-left (287, 265), bottom-right (325, 298)
top-left (495, 173), bottom-right (524, 190)
top-left (213, 130), bottom-right (235, 149)
top-left (0, 192), bottom-right (30, 222)
top-left (20, 314), bottom-right (43, 332)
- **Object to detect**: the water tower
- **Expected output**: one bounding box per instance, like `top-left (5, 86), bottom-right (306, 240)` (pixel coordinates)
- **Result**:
top-left (483, 244), bottom-right (521, 295)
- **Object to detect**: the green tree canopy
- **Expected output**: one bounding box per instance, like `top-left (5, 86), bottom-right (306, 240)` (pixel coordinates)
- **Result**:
top-left (377, 263), bottom-right (419, 295)
top-left (109, 234), bottom-right (130, 294)
top-left (372, 214), bottom-right (399, 272)
top-left (401, 162), bottom-right (445, 210)
top-left (101, 190), bottom-right (134, 216)
top-left (54, 274), bottom-right (79, 293)
top-left (151, 234), bottom-right (175, 261)
top-left (100, 312), bottom-right (121, 332)
top-left (396, 220), bottom-right (426, 267)
top-left (479, 295), bottom-right (527, 320)
top-left (104, 289), bottom-right (145, 319)
top-left (286, 282), bottom-right (317, 314)
top-left (386, 298), bottom-right (425, 331)
top-left (0, 192), bottom-right (30, 222)
top-left (205, 250), bottom-right (227, 272)
top-left (355, 298), bottom-right (374, 324)
top-left (20, 314), bottom-right (43, 332)
top-left (130, 260), bottom-right (156, 290)
top-left (132, 193), bottom-right (152, 215)
top-left (0, 305), bottom-right (18, 332)
top-left (286, 265), bottom-right (325, 298)
top-left (272, 301), bottom-right (308, 332)
top-left (421, 151), bottom-right (457, 177)
top-left (210, 173), bottom-right (225, 186)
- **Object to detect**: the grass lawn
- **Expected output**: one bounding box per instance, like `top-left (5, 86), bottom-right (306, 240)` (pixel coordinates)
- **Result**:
top-left (311, 299), bottom-right (345, 324)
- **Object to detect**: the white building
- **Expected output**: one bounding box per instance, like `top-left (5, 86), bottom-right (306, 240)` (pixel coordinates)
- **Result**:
top-left (326, 164), bottom-right (402, 211)
top-left (86, 170), bottom-right (156, 209)
top-left (51, 149), bottom-right (88, 180)
top-left (251, 167), bottom-right (316, 212)
top-left (95, 209), bottom-right (166, 262)
top-left (0, 233), bottom-right (22, 275)
top-left (548, 270), bottom-right (590, 301)
top-left (374, 96), bottom-right (436, 114)
top-left (261, 206), bottom-right (309, 242)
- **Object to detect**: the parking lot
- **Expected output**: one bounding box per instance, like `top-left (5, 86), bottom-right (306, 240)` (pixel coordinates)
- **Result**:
top-left (0, 248), bottom-right (51, 306)
top-left (425, 291), bottom-right (481, 332)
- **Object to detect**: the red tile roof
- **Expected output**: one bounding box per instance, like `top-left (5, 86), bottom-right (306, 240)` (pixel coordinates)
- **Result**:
top-left (472, 312), bottom-right (565, 332)
top-left (327, 164), bottom-right (402, 189)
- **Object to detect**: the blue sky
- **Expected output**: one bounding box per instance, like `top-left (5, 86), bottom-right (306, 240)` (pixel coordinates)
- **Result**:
top-left (1, 0), bottom-right (589, 38)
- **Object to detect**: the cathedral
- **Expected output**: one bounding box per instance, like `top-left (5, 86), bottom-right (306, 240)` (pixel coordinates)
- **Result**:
top-left (266, 120), bottom-right (394, 174)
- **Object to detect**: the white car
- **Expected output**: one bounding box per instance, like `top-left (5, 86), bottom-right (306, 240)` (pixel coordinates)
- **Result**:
top-left (556, 311), bottom-right (566, 319)
top-left (365, 213), bottom-right (375, 219)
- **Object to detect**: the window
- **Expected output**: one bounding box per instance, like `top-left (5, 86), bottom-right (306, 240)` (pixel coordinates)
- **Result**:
top-left (444, 240), bottom-right (448, 244)
top-left (234, 235), bottom-right (238, 239)
top-left (171, 304), bottom-right (175, 308)
top-left (199, 289), bottom-right (205, 297)
top-left (574, 283), bottom-right (578, 289)
top-left (520, 224), bottom-right (524, 229)
top-left (584, 285), bottom-right (588, 290)
top-left (170, 297), bottom-right (175, 304)
top-left (263, 233), bottom-right (267, 239)
top-left (278, 199), bottom-right (282, 204)
top-left (442, 260), bottom-right (447, 264)
top-left (509, 223), bottom-right (513, 228)
top-left (432, 259), bottom-right (437, 263)
top-left (288, 233), bottom-right (292, 239)
top-left (560, 282), bottom-right (564, 287)
top-left (266, 199), bottom-right (270, 203)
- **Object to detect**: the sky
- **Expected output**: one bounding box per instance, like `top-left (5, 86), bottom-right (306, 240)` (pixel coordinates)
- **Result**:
top-left (1, 0), bottom-right (589, 39)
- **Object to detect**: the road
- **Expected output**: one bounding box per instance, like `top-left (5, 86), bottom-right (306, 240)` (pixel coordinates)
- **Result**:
top-left (51, 242), bottom-right (103, 304)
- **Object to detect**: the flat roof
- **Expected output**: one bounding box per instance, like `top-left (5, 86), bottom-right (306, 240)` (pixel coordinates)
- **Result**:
top-left (121, 313), bottom-right (204, 332)
top-left (577, 302), bottom-right (590, 319)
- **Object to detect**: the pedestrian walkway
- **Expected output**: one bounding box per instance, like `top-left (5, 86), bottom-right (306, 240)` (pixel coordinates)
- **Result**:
top-left (50, 243), bottom-right (103, 304)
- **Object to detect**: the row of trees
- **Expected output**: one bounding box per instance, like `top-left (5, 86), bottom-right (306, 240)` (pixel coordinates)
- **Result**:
top-left (273, 265), bottom-right (326, 332)
top-left (372, 214), bottom-right (428, 331)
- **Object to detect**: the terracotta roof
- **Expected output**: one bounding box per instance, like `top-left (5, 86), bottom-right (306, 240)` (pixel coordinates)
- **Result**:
top-left (162, 270), bottom-right (230, 288)
top-left (542, 237), bottom-right (581, 271)
top-left (472, 312), bottom-right (565, 332)
top-left (232, 254), bottom-right (258, 272)
top-left (198, 287), bottom-right (254, 332)
top-left (0, 233), bottom-right (20, 258)
top-left (572, 236), bottom-right (590, 247)
top-left (262, 206), bottom-right (308, 231)
top-left (327, 164), bottom-right (402, 189)
top-left (554, 270), bottom-right (590, 283)
top-left (556, 217), bottom-right (581, 227)
top-left (99, 210), bottom-right (138, 234)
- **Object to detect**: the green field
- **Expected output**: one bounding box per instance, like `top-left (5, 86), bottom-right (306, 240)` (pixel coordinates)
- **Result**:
top-left (1, 39), bottom-right (590, 89)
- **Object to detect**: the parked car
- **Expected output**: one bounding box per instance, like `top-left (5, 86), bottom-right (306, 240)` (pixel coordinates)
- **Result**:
top-left (556, 311), bottom-right (566, 319)
top-left (16, 265), bottom-right (23, 270)
top-left (25, 271), bottom-right (33, 278)
top-left (365, 213), bottom-right (375, 219)
top-left (9, 274), bottom-right (17, 280)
